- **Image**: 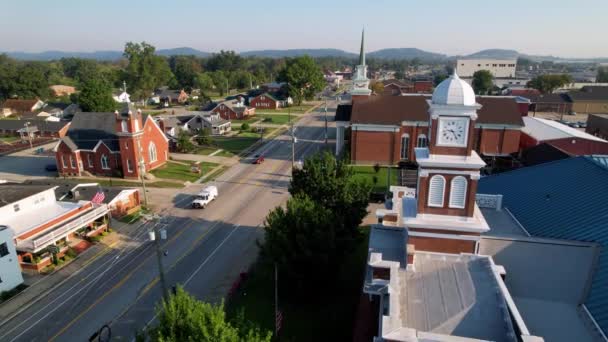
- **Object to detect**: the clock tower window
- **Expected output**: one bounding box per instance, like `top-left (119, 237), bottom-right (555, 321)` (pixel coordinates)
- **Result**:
top-left (449, 176), bottom-right (467, 209)
top-left (428, 175), bottom-right (446, 207)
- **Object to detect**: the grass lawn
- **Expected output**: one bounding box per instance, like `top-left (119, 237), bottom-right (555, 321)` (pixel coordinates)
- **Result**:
top-left (232, 117), bottom-right (260, 125)
top-left (95, 179), bottom-right (184, 188)
top-left (259, 104), bottom-right (317, 114)
top-left (194, 146), bottom-right (220, 155)
top-left (255, 114), bottom-right (297, 125)
top-left (118, 207), bottom-right (150, 224)
top-left (350, 165), bottom-right (399, 193)
top-left (226, 227), bottom-right (370, 341)
top-left (150, 161), bottom-right (218, 182)
top-left (0, 135), bottom-right (20, 144)
top-left (212, 136), bottom-right (259, 155)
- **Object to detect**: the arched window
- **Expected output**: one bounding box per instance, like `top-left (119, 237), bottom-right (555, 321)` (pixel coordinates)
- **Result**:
top-left (100, 154), bottom-right (109, 169)
top-left (400, 134), bottom-right (410, 160)
top-left (417, 134), bottom-right (428, 148)
top-left (149, 142), bottom-right (157, 162)
top-left (428, 175), bottom-right (446, 207)
top-left (449, 176), bottom-right (468, 209)
top-left (121, 120), bottom-right (128, 132)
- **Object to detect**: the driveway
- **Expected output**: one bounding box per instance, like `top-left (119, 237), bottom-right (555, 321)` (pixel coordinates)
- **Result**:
top-left (0, 141), bottom-right (58, 182)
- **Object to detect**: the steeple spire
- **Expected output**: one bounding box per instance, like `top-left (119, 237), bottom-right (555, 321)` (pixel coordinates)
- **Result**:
top-left (123, 80), bottom-right (127, 93)
top-left (359, 28), bottom-right (365, 66)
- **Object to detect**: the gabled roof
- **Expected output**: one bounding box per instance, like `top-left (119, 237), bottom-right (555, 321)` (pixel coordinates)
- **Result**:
top-left (2, 99), bottom-right (41, 112)
top-left (478, 155), bottom-right (608, 336)
top-left (0, 119), bottom-right (69, 132)
top-left (522, 117), bottom-right (606, 142)
top-left (381, 79), bottom-right (411, 88)
top-left (350, 95), bottom-right (524, 126)
top-left (568, 86), bottom-right (608, 102)
top-left (65, 112), bottom-right (120, 151)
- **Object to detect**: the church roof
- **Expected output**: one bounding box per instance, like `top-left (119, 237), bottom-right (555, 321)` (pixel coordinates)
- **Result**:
top-left (432, 73), bottom-right (476, 106)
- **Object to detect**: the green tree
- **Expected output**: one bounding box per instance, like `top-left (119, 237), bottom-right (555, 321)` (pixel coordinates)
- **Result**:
top-left (597, 67), bottom-right (608, 83)
top-left (78, 79), bottom-right (116, 112)
top-left (206, 50), bottom-right (244, 72)
top-left (393, 70), bottom-right (405, 80)
top-left (177, 131), bottom-right (194, 153)
top-left (8, 62), bottom-right (51, 99)
top-left (195, 72), bottom-right (214, 91)
top-left (0, 54), bottom-right (18, 100)
top-left (195, 128), bottom-right (213, 146)
top-left (262, 152), bottom-right (371, 292)
top-left (170, 55), bottom-right (202, 90)
top-left (433, 73), bottom-right (448, 87)
top-left (240, 123), bottom-right (250, 131)
top-left (472, 70), bottom-right (494, 95)
top-left (210, 71), bottom-right (229, 96)
top-left (370, 81), bottom-right (384, 94)
top-left (123, 42), bottom-right (174, 100)
top-left (277, 56), bottom-right (325, 105)
top-left (146, 286), bottom-right (271, 342)
top-left (526, 74), bottom-right (572, 94)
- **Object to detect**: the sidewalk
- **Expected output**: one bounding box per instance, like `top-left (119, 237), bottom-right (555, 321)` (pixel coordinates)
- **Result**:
top-left (170, 153), bottom-right (238, 166)
top-left (0, 221), bottom-right (132, 325)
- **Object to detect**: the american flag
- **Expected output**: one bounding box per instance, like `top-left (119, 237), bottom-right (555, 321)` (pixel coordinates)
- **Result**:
top-left (91, 188), bottom-right (105, 204)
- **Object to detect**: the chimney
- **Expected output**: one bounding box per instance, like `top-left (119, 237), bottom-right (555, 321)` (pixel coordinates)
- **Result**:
top-left (158, 119), bottom-right (166, 132)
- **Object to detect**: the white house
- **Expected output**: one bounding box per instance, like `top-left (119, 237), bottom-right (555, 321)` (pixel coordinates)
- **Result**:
top-left (0, 226), bottom-right (23, 293)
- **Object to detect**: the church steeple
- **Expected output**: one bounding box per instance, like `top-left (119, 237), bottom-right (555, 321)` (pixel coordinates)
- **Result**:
top-left (359, 28), bottom-right (365, 66)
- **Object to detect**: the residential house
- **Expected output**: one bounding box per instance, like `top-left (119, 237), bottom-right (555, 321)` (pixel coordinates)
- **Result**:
top-left (0, 225), bottom-right (23, 293)
top-left (184, 112), bottom-right (231, 135)
top-left (520, 117), bottom-right (608, 163)
top-left (38, 103), bottom-right (81, 119)
top-left (568, 86), bottom-right (608, 114)
top-left (260, 82), bottom-right (286, 93)
top-left (49, 85), bottom-right (76, 97)
top-left (155, 88), bottom-right (189, 107)
top-left (55, 183), bottom-right (141, 218)
top-left (586, 113), bottom-right (608, 139)
top-left (0, 119), bottom-right (70, 138)
top-left (54, 103), bottom-right (169, 179)
top-left (17, 112), bottom-right (61, 122)
top-left (0, 182), bottom-right (110, 275)
top-left (1, 99), bottom-right (45, 117)
top-left (478, 155), bottom-right (608, 341)
top-left (155, 115), bottom-right (194, 137)
top-left (525, 93), bottom-right (573, 114)
top-left (249, 92), bottom-right (289, 109)
top-left (382, 79), bottom-right (434, 95)
top-left (212, 100), bottom-right (255, 120)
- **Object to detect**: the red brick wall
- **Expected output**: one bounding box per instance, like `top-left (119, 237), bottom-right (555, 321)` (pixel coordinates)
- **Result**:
top-left (414, 81), bottom-right (433, 93)
top-left (547, 138), bottom-right (608, 155)
top-left (250, 95), bottom-right (278, 109)
top-left (213, 104), bottom-right (238, 120)
top-left (140, 118), bottom-right (169, 172)
top-left (351, 130), bottom-right (395, 164)
top-left (479, 128), bottom-right (522, 156)
top-left (409, 236), bottom-right (476, 254)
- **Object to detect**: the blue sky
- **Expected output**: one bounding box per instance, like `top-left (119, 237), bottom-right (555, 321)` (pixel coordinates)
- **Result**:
top-left (1, 0), bottom-right (607, 57)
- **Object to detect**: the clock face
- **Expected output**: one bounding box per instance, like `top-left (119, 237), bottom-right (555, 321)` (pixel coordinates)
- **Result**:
top-left (437, 117), bottom-right (468, 147)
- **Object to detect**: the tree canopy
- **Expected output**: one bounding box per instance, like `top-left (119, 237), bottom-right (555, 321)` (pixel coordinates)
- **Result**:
top-left (145, 286), bottom-right (271, 342)
top-left (526, 74), bottom-right (572, 94)
top-left (472, 70), bottom-right (494, 95)
top-left (597, 67), bottom-right (608, 83)
top-left (277, 56), bottom-right (325, 105)
top-left (123, 42), bottom-right (174, 100)
top-left (262, 152), bottom-right (371, 293)
top-left (77, 79), bottom-right (116, 112)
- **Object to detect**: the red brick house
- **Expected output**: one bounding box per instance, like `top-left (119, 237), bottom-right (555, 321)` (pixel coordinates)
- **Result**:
top-left (54, 103), bottom-right (169, 179)
top-left (249, 93), bottom-right (288, 109)
top-left (382, 79), bottom-right (434, 96)
top-left (336, 94), bottom-right (524, 166)
top-left (212, 100), bottom-right (255, 120)
top-left (0, 119), bottom-right (70, 138)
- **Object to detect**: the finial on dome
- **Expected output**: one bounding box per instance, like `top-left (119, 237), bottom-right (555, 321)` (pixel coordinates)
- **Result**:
top-left (359, 27), bottom-right (365, 66)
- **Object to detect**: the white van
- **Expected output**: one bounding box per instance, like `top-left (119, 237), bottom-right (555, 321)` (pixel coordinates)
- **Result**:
top-left (191, 185), bottom-right (218, 209)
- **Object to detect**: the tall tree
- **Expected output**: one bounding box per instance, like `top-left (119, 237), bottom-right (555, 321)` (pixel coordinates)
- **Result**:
top-left (526, 74), bottom-right (572, 94)
top-left (206, 50), bottom-right (244, 72)
top-left (13, 62), bottom-right (51, 99)
top-left (170, 55), bottom-right (202, 90)
top-left (277, 56), bottom-right (324, 105)
top-left (472, 70), bottom-right (494, 95)
top-left (146, 286), bottom-right (271, 342)
top-left (77, 79), bottom-right (116, 112)
top-left (123, 42), bottom-right (174, 100)
top-left (209, 71), bottom-right (229, 95)
top-left (0, 54), bottom-right (18, 100)
top-left (370, 81), bottom-right (384, 94)
top-left (597, 67), bottom-right (608, 83)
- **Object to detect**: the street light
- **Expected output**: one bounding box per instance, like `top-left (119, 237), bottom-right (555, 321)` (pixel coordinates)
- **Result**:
top-left (24, 121), bottom-right (33, 149)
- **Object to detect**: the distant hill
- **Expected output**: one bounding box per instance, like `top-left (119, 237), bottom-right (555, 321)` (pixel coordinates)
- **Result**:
top-left (367, 48), bottom-right (447, 60)
top-left (241, 49), bottom-right (357, 58)
top-left (4, 50), bottom-right (123, 61)
top-left (156, 47), bottom-right (210, 57)
top-left (461, 49), bottom-right (520, 59)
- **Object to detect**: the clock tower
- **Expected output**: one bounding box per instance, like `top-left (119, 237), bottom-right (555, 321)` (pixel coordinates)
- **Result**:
top-left (405, 72), bottom-right (489, 255)
top-left (350, 29), bottom-right (371, 98)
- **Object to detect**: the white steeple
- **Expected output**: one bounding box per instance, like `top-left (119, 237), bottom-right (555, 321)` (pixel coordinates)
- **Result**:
top-left (350, 28), bottom-right (371, 97)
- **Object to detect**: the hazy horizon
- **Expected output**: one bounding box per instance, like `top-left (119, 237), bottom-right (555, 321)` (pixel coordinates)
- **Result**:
top-left (2, 0), bottom-right (607, 58)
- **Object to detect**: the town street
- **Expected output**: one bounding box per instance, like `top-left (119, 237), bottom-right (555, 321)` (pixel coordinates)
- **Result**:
top-left (0, 103), bottom-right (336, 342)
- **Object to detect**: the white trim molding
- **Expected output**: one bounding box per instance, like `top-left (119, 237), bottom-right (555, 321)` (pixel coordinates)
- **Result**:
top-left (408, 230), bottom-right (480, 242)
top-left (419, 169), bottom-right (481, 178)
top-left (352, 124), bottom-right (400, 132)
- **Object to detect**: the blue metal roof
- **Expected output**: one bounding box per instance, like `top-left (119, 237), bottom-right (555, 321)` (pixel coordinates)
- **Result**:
top-left (478, 156), bottom-right (608, 335)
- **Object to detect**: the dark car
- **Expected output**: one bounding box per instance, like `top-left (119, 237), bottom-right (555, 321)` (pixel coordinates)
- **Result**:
top-left (45, 164), bottom-right (58, 172)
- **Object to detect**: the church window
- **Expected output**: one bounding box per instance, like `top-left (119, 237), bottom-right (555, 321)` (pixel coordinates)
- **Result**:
top-left (121, 120), bottom-right (128, 132)
top-left (428, 175), bottom-right (445, 207)
top-left (449, 176), bottom-right (468, 209)
top-left (101, 154), bottom-right (110, 169)
top-left (149, 142), bottom-right (157, 162)
top-left (417, 134), bottom-right (428, 148)
top-left (400, 134), bottom-right (410, 160)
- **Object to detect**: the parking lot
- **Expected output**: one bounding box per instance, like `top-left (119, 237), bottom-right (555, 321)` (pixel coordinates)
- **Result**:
top-left (0, 141), bottom-right (58, 182)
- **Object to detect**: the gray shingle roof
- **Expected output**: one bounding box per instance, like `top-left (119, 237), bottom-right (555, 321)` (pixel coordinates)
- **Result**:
top-left (0, 119), bottom-right (69, 133)
top-left (0, 183), bottom-right (55, 207)
top-left (65, 112), bottom-right (120, 151)
top-left (478, 155), bottom-right (608, 335)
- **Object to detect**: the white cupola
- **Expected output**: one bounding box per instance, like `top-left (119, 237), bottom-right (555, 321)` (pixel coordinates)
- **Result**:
top-left (432, 73), bottom-right (476, 106)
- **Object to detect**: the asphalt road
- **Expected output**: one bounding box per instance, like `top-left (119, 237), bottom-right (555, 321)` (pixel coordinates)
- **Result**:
top-left (0, 103), bottom-right (334, 342)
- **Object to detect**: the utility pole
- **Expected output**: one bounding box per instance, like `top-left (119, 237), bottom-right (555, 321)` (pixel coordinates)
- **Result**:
top-left (324, 101), bottom-right (328, 147)
top-left (24, 122), bottom-right (33, 149)
top-left (146, 214), bottom-right (169, 302)
top-left (139, 157), bottom-right (148, 207)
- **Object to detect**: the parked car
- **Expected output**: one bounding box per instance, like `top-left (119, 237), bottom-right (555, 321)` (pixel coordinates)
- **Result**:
top-left (253, 155), bottom-right (265, 164)
top-left (568, 122), bottom-right (580, 128)
top-left (578, 121), bottom-right (587, 128)
top-left (45, 164), bottom-right (58, 172)
top-left (191, 185), bottom-right (218, 209)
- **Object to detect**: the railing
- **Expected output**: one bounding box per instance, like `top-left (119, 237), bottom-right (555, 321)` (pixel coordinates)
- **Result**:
top-left (27, 204), bottom-right (109, 251)
top-left (476, 194), bottom-right (503, 210)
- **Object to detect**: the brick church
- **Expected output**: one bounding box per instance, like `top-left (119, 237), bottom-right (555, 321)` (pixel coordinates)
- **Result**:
top-left (54, 103), bottom-right (169, 179)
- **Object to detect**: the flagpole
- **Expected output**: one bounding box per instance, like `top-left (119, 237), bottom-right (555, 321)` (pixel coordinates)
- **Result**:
top-left (274, 262), bottom-right (279, 337)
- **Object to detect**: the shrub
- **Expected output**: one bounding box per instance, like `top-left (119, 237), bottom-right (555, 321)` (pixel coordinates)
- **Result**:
top-left (263, 117), bottom-right (272, 123)
top-left (89, 235), bottom-right (102, 243)
top-left (66, 248), bottom-right (77, 258)
top-left (241, 123), bottom-right (250, 131)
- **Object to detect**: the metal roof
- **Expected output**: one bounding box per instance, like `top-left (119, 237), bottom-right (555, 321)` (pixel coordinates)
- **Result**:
top-left (478, 155), bottom-right (608, 336)
top-left (522, 117), bottom-right (606, 142)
